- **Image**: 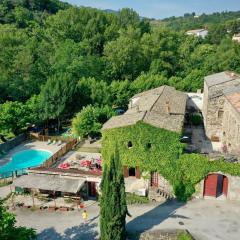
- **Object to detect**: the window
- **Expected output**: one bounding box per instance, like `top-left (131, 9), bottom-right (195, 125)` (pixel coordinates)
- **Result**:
top-left (218, 110), bottom-right (224, 118)
top-left (146, 142), bottom-right (152, 149)
top-left (127, 141), bottom-right (133, 148)
top-left (128, 167), bottom-right (136, 177)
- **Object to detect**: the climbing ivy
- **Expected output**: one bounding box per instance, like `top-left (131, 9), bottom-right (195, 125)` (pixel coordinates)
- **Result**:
top-left (102, 121), bottom-right (240, 201)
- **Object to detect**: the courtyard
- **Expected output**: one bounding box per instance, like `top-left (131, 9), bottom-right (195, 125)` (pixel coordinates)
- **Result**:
top-left (13, 199), bottom-right (240, 240)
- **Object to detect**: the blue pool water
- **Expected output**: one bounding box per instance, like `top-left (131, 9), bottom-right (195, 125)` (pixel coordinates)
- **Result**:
top-left (0, 149), bottom-right (52, 177)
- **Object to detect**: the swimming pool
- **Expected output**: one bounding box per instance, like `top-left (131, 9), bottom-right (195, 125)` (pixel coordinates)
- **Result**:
top-left (0, 149), bottom-right (52, 176)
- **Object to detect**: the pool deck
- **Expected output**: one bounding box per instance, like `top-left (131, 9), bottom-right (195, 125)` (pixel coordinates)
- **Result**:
top-left (0, 140), bottom-right (62, 168)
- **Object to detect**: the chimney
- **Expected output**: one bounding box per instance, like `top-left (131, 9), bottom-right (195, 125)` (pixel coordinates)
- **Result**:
top-left (165, 101), bottom-right (170, 114)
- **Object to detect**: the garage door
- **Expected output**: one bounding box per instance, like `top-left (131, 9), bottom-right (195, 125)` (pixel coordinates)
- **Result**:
top-left (204, 174), bottom-right (218, 197)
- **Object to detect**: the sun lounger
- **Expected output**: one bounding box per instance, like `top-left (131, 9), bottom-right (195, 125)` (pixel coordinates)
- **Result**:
top-left (47, 139), bottom-right (52, 145)
top-left (57, 140), bottom-right (62, 146)
top-left (52, 140), bottom-right (57, 145)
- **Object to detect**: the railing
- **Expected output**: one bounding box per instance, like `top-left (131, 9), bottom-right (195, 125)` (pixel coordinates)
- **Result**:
top-left (40, 138), bottom-right (78, 168)
top-left (29, 132), bottom-right (75, 143)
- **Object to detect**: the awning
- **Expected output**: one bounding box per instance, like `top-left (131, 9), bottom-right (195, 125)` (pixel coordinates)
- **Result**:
top-left (13, 174), bottom-right (85, 194)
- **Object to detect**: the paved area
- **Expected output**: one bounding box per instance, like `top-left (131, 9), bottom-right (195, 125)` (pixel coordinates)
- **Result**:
top-left (14, 199), bottom-right (240, 240)
top-left (56, 151), bottom-right (101, 167)
top-left (0, 185), bottom-right (11, 199)
top-left (191, 126), bottom-right (222, 153)
top-left (0, 140), bottom-right (62, 167)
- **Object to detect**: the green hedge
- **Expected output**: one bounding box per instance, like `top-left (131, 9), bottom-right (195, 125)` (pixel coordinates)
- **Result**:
top-left (102, 121), bottom-right (240, 201)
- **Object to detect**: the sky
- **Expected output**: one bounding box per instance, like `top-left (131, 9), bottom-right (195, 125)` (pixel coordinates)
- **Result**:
top-left (65, 0), bottom-right (240, 19)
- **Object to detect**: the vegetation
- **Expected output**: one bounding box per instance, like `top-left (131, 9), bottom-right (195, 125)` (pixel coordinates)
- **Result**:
top-left (100, 146), bottom-right (129, 240)
top-left (0, 1), bottom-right (240, 138)
top-left (0, 181), bottom-right (12, 188)
top-left (177, 231), bottom-right (193, 240)
top-left (126, 193), bottom-right (149, 205)
top-left (0, 199), bottom-right (36, 240)
top-left (72, 105), bottom-right (115, 138)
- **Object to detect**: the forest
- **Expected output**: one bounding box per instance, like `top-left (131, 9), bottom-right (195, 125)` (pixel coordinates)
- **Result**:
top-left (0, 0), bottom-right (240, 138)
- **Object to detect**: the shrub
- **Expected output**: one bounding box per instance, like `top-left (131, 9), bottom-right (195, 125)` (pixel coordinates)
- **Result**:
top-left (191, 113), bottom-right (202, 126)
top-left (126, 193), bottom-right (149, 205)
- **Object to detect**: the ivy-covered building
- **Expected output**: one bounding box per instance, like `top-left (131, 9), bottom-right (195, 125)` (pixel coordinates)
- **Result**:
top-left (102, 86), bottom-right (187, 200)
top-left (102, 83), bottom-right (240, 202)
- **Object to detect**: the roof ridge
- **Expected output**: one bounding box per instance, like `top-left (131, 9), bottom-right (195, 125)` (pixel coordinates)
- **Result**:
top-left (148, 85), bottom-right (166, 113)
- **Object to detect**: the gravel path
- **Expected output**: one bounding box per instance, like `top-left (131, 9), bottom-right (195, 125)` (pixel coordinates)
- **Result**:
top-left (14, 199), bottom-right (240, 240)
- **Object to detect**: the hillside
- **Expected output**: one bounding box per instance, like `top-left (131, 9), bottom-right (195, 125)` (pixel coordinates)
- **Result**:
top-left (161, 11), bottom-right (240, 31)
top-left (0, 0), bottom-right (69, 26)
top-left (0, 0), bottom-right (240, 138)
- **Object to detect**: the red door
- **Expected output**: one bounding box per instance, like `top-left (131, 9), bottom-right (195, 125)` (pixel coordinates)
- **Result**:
top-left (123, 166), bottom-right (129, 178)
top-left (222, 176), bottom-right (228, 196)
top-left (151, 172), bottom-right (159, 187)
top-left (204, 174), bottom-right (218, 197)
top-left (88, 182), bottom-right (97, 197)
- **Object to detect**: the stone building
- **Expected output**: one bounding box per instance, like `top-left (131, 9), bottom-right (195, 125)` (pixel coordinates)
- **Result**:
top-left (102, 86), bottom-right (187, 199)
top-left (104, 85), bottom-right (187, 133)
top-left (202, 71), bottom-right (240, 141)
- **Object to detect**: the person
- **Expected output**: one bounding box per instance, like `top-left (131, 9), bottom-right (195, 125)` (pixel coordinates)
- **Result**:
top-left (82, 210), bottom-right (88, 223)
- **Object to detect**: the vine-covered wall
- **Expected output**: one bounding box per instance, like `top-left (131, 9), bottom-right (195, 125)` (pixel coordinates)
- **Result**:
top-left (102, 121), bottom-right (240, 201)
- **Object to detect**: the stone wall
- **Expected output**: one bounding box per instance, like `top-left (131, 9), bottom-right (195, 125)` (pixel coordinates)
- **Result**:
top-left (222, 99), bottom-right (240, 156)
top-left (203, 79), bottom-right (240, 141)
top-left (0, 133), bottom-right (27, 153)
top-left (158, 175), bottom-right (174, 195)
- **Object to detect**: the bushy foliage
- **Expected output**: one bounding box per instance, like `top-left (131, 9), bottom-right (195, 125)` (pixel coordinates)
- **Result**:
top-left (0, 101), bottom-right (36, 135)
top-left (126, 193), bottom-right (149, 205)
top-left (0, 199), bottom-right (36, 240)
top-left (72, 105), bottom-right (115, 138)
top-left (0, 2), bottom-right (240, 138)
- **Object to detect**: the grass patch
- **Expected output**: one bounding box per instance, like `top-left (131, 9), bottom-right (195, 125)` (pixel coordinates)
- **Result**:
top-left (77, 147), bottom-right (101, 153)
top-left (127, 231), bottom-right (141, 240)
top-left (177, 232), bottom-right (194, 240)
top-left (0, 181), bottom-right (12, 188)
top-left (126, 193), bottom-right (149, 205)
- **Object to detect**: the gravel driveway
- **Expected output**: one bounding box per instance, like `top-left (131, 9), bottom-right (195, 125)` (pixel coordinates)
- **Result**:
top-left (14, 199), bottom-right (240, 240)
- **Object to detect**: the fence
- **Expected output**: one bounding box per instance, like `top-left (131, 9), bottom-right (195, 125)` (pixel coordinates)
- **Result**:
top-left (0, 133), bottom-right (27, 153)
top-left (29, 132), bottom-right (75, 143)
top-left (40, 138), bottom-right (78, 168)
top-left (0, 134), bottom-right (78, 179)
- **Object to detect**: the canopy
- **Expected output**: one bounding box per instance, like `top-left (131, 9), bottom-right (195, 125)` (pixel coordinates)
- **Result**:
top-left (13, 174), bottom-right (85, 194)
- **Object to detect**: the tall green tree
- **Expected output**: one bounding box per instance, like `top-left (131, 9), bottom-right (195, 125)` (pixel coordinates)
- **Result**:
top-left (100, 145), bottom-right (129, 240)
top-left (38, 73), bottom-right (77, 131)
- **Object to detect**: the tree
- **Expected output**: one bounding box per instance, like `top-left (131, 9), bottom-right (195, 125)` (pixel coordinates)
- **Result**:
top-left (72, 105), bottom-right (115, 138)
top-left (0, 101), bottom-right (34, 135)
top-left (104, 27), bottom-right (145, 80)
top-left (131, 73), bottom-right (167, 93)
top-left (38, 73), bottom-right (77, 131)
top-left (0, 199), bottom-right (36, 240)
top-left (100, 145), bottom-right (129, 240)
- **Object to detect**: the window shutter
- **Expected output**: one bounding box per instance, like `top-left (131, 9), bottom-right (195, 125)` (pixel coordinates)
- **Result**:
top-left (123, 166), bottom-right (128, 178)
top-left (136, 166), bottom-right (141, 179)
